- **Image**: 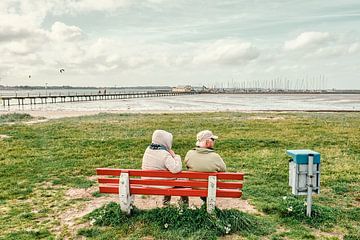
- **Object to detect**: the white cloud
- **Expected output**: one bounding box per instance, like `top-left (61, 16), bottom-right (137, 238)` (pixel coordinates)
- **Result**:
top-left (49, 22), bottom-right (85, 42)
top-left (282, 32), bottom-right (360, 60)
top-left (0, 27), bottom-right (47, 57)
top-left (284, 32), bottom-right (332, 50)
top-left (64, 0), bottom-right (130, 13)
top-left (192, 39), bottom-right (259, 65)
top-left (0, 0), bottom-right (132, 27)
top-left (0, 1), bottom-right (51, 27)
top-left (0, 25), bottom-right (33, 42)
top-left (348, 42), bottom-right (360, 54)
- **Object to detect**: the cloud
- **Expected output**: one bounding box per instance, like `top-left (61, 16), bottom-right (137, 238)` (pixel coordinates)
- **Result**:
top-left (348, 42), bottom-right (360, 54)
top-left (192, 39), bottom-right (259, 65)
top-left (284, 32), bottom-right (332, 50)
top-left (0, 1), bottom-right (51, 28)
top-left (0, 0), bottom-right (132, 27)
top-left (282, 32), bottom-right (360, 60)
top-left (49, 22), bottom-right (85, 42)
top-left (64, 0), bottom-right (130, 13)
top-left (0, 25), bottom-right (33, 42)
top-left (0, 27), bottom-right (47, 57)
top-left (1, 1), bottom-right (359, 88)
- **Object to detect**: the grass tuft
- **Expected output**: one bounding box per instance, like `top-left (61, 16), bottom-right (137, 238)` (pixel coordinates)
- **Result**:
top-left (86, 202), bottom-right (273, 239)
top-left (278, 196), bottom-right (338, 228)
top-left (0, 113), bottom-right (33, 123)
top-left (78, 227), bottom-right (102, 237)
top-left (0, 229), bottom-right (51, 240)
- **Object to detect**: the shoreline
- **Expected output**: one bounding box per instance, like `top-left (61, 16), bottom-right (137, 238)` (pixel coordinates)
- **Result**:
top-left (1, 109), bottom-right (359, 120)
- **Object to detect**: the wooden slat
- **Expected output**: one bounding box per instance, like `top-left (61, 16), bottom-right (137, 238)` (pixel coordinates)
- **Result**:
top-left (218, 182), bottom-right (243, 189)
top-left (216, 172), bottom-right (244, 180)
top-left (99, 185), bottom-right (242, 198)
top-left (96, 168), bottom-right (244, 180)
top-left (98, 178), bottom-right (243, 189)
top-left (99, 178), bottom-right (207, 188)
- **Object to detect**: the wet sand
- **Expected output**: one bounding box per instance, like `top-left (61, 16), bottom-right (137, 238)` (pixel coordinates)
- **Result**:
top-left (1, 94), bottom-right (359, 119)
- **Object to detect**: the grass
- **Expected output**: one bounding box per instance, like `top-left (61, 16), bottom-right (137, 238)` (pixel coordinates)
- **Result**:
top-left (0, 112), bottom-right (359, 239)
top-left (0, 113), bottom-right (33, 123)
top-left (85, 202), bottom-right (273, 239)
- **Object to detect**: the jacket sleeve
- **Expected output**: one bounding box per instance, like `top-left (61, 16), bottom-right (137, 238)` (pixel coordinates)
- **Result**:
top-left (164, 154), bottom-right (182, 173)
top-left (184, 151), bottom-right (190, 167)
top-left (216, 154), bottom-right (226, 172)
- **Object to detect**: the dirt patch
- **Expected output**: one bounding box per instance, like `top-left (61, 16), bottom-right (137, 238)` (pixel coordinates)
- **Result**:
top-left (65, 191), bottom-right (260, 214)
top-left (58, 194), bottom-right (118, 238)
top-left (131, 195), bottom-right (261, 214)
top-left (313, 229), bottom-right (344, 239)
top-left (0, 134), bottom-right (10, 139)
top-left (59, 195), bottom-right (117, 225)
top-left (86, 175), bottom-right (98, 182)
top-left (247, 116), bottom-right (285, 121)
top-left (64, 187), bottom-right (98, 200)
top-left (25, 119), bottom-right (49, 125)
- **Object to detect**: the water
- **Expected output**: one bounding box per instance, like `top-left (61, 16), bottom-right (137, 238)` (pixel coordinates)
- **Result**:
top-left (1, 94), bottom-right (359, 116)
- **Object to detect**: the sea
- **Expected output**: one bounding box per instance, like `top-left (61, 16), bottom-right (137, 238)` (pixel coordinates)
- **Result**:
top-left (1, 88), bottom-right (360, 115)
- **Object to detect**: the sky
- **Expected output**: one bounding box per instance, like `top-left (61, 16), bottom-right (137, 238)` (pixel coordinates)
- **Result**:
top-left (0, 0), bottom-right (360, 89)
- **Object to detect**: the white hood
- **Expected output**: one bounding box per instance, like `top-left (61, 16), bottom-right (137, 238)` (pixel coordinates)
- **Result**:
top-left (152, 130), bottom-right (173, 150)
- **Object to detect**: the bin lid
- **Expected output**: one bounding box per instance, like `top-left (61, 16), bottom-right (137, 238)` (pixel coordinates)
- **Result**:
top-left (286, 149), bottom-right (320, 164)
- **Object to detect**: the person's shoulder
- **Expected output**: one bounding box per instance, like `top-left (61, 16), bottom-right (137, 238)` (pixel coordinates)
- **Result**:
top-left (209, 151), bottom-right (223, 159)
top-left (185, 149), bottom-right (195, 157)
top-left (186, 148), bottom-right (196, 154)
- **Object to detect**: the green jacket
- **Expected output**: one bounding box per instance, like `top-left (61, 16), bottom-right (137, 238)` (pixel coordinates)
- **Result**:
top-left (184, 147), bottom-right (226, 172)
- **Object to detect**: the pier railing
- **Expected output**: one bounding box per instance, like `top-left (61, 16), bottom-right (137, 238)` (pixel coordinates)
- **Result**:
top-left (1, 91), bottom-right (197, 107)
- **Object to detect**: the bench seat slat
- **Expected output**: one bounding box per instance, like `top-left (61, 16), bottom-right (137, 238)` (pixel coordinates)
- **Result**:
top-left (98, 178), bottom-right (243, 189)
top-left (96, 168), bottom-right (244, 180)
top-left (99, 185), bottom-right (242, 198)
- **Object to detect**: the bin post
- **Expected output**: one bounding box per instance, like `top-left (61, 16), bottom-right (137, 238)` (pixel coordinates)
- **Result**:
top-left (306, 154), bottom-right (314, 217)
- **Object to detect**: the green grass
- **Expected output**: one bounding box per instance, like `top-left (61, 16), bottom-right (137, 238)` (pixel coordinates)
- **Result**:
top-left (0, 113), bottom-right (33, 123)
top-left (84, 202), bottom-right (273, 239)
top-left (0, 112), bottom-right (359, 239)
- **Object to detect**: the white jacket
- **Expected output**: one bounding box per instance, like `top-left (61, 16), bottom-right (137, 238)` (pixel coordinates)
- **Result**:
top-left (141, 130), bottom-right (182, 188)
top-left (141, 147), bottom-right (182, 173)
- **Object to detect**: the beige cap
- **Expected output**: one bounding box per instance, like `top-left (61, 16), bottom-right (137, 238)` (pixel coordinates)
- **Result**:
top-left (196, 130), bottom-right (218, 146)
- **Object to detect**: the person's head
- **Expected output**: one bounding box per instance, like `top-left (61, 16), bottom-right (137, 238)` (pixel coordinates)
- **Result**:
top-left (196, 130), bottom-right (218, 149)
top-left (152, 130), bottom-right (173, 150)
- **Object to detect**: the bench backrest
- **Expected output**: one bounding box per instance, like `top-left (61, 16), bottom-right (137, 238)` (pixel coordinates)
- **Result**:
top-left (96, 168), bottom-right (244, 198)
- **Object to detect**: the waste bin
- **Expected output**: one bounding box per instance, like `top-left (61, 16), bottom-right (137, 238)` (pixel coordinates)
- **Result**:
top-left (287, 149), bottom-right (320, 195)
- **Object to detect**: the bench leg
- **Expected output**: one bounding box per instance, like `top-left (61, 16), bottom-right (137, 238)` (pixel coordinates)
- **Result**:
top-left (119, 172), bottom-right (131, 215)
top-left (207, 176), bottom-right (217, 214)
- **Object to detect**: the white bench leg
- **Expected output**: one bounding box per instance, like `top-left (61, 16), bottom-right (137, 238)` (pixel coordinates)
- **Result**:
top-left (119, 172), bottom-right (131, 215)
top-left (207, 176), bottom-right (217, 214)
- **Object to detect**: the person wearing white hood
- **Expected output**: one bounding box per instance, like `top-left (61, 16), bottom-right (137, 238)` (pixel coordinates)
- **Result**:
top-left (142, 129), bottom-right (188, 206)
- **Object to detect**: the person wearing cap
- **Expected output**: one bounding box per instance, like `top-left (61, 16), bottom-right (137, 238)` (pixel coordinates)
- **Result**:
top-left (184, 130), bottom-right (226, 203)
top-left (185, 130), bottom-right (226, 172)
top-left (142, 129), bottom-right (188, 206)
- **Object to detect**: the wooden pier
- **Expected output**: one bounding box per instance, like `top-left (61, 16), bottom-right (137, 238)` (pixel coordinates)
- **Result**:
top-left (1, 91), bottom-right (197, 107)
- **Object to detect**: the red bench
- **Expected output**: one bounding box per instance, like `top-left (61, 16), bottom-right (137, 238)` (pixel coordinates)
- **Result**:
top-left (96, 168), bottom-right (244, 214)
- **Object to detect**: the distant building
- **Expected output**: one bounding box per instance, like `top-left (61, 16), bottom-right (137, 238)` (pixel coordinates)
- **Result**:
top-left (172, 85), bottom-right (193, 92)
top-left (193, 86), bottom-right (208, 92)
